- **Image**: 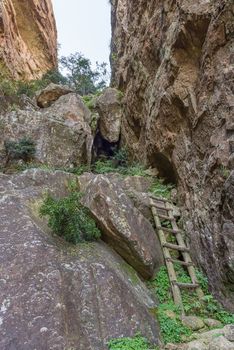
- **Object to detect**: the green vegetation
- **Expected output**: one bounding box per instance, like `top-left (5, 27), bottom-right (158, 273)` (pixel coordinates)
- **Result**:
top-left (108, 333), bottom-right (159, 350)
top-left (60, 52), bottom-right (108, 95)
top-left (82, 94), bottom-right (96, 110)
top-left (40, 191), bottom-right (101, 244)
top-left (0, 69), bottom-right (66, 98)
top-left (92, 152), bottom-right (175, 200)
top-left (92, 148), bottom-right (150, 177)
top-left (219, 165), bottom-right (231, 179)
top-left (82, 90), bottom-right (103, 110)
top-left (0, 51), bottom-right (109, 98)
top-left (148, 265), bottom-right (234, 344)
top-left (111, 53), bottom-right (118, 62)
top-left (92, 158), bottom-right (148, 177)
top-left (4, 137), bottom-right (36, 163)
top-left (149, 179), bottom-right (174, 200)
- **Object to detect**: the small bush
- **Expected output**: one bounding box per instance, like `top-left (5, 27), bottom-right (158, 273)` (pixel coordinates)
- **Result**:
top-left (108, 333), bottom-right (159, 350)
top-left (149, 179), bottom-right (174, 199)
top-left (4, 137), bottom-right (36, 163)
top-left (112, 148), bottom-right (128, 166)
top-left (93, 159), bottom-right (117, 174)
top-left (92, 150), bottom-right (149, 177)
top-left (40, 192), bottom-right (101, 244)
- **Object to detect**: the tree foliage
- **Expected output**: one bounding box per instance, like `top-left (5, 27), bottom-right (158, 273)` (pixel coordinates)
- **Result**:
top-left (60, 52), bottom-right (108, 95)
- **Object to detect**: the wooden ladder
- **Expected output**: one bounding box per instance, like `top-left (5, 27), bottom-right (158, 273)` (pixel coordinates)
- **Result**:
top-left (149, 194), bottom-right (204, 314)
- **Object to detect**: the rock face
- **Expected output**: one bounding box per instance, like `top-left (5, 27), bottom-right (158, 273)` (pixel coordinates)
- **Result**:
top-left (96, 87), bottom-right (122, 143)
top-left (0, 169), bottom-right (160, 349)
top-left (0, 91), bottom-right (93, 168)
top-left (111, 0), bottom-right (234, 310)
top-left (81, 174), bottom-right (164, 279)
top-left (0, 0), bottom-right (57, 79)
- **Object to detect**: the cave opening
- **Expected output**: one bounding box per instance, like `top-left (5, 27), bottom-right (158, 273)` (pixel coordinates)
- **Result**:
top-left (148, 152), bottom-right (178, 185)
top-left (92, 131), bottom-right (120, 163)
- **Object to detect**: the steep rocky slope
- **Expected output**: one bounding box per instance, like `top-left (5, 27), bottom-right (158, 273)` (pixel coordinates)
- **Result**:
top-left (0, 169), bottom-right (160, 349)
top-left (111, 0), bottom-right (234, 310)
top-left (0, 0), bottom-right (57, 79)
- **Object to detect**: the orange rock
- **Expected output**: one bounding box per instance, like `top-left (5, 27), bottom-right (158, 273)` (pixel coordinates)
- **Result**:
top-left (0, 0), bottom-right (57, 80)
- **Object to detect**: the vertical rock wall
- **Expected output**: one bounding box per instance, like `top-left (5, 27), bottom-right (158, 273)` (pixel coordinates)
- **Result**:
top-left (0, 0), bottom-right (57, 79)
top-left (111, 0), bottom-right (234, 310)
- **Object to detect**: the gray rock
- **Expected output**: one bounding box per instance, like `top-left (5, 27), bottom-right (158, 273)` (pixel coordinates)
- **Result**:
top-left (0, 93), bottom-right (93, 168)
top-left (186, 340), bottom-right (207, 350)
top-left (224, 325), bottom-right (234, 342)
top-left (208, 336), bottom-right (234, 350)
top-left (204, 318), bottom-right (223, 329)
top-left (181, 316), bottom-right (205, 331)
top-left (81, 174), bottom-right (164, 278)
top-left (198, 328), bottom-right (225, 343)
top-left (96, 87), bottom-right (122, 143)
top-left (36, 83), bottom-right (73, 108)
top-left (0, 169), bottom-right (160, 350)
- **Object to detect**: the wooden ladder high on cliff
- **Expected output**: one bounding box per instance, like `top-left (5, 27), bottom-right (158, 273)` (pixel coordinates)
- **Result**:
top-left (149, 194), bottom-right (204, 314)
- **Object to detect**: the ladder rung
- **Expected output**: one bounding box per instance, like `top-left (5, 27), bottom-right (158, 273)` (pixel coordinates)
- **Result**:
top-left (158, 227), bottom-right (183, 235)
top-left (151, 204), bottom-right (170, 211)
top-left (166, 258), bottom-right (194, 266)
top-left (149, 195), bottom-right (169, 203)
top-left (174, 282), bottom-right (199, 289)
top-left (163, 242), bottom-right (190, 252)
top-left (157, 214), bottom-right (171, 220)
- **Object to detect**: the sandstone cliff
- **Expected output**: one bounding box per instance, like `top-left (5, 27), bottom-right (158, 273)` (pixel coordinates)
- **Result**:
top-left (0, 0), bottom-right (57, 79)
top-left (111, 0), bottom-right (234, 310)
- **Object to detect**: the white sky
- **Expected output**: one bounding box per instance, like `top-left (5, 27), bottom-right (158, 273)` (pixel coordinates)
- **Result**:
top-left (52, 0), bottom-right (111, 67)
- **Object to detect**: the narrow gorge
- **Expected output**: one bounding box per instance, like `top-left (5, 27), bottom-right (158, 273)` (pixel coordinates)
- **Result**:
top-left (0, 0), bottom-right (233, 350)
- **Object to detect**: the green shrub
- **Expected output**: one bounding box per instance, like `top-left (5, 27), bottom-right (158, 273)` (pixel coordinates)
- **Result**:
top-left (92, 152), bottom-right (149, 177)
top-left (112, 148), bottom-right (128, 166)
top-left (120, 163), bottom-right (148, 177)
top-left (82, 95), bottom-right (96, 110)
top-left (4, 137), bottom-right (36, 163)
top-left (40, 192), bottom-right (101, 244)
top-left (108, 333), bottom-right (159, 350)
top-left (149, 179), bottom-right (174, 199)
top-left (93, 159), bottom-right (117, 174)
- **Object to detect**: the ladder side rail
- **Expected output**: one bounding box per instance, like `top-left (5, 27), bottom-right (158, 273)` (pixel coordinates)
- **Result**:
top-left (166, 203), bottom-right (204, 300)
top-left (151, 202), bottom-right (184, 312)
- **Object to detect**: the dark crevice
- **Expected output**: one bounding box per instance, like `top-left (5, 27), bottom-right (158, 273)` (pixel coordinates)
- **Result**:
top-left (92, 131), bottom-right (119, 163)
top-left (148, 151), bottom-right (178, 184)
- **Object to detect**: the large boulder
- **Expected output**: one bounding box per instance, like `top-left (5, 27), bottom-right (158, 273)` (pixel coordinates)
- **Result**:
top-left (0, 93), bottom-right (93, 168)
top-left (0, 169), bottom-right (160, 349)
top-left (81, 174), bottom-right (164, 279)
top-left (96, 87), bottom-right (122, 143)
top-left (36, 83), bottom-right (73, 108)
